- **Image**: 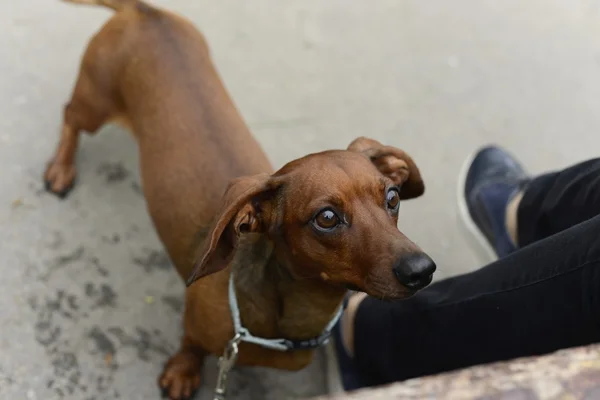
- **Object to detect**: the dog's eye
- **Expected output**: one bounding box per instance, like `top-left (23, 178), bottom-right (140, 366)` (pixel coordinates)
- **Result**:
top-left (386, 188), bottom-right (400, 212)
top-left (313, 209), bottom-right (341, 231)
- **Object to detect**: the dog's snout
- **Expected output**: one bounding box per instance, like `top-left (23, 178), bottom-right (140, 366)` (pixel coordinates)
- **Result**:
top-left (393, 253), bottom-right (436, 290)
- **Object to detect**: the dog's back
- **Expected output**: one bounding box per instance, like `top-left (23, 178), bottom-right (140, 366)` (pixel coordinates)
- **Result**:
top-left (48, 0), bottom-right (272, 279)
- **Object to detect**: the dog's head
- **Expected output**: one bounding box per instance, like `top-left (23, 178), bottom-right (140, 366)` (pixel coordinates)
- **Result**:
top-left (187, 137), bottom-right (435, 300)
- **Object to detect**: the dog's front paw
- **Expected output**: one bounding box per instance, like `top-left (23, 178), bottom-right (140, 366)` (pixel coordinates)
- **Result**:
top-left (159, 351), bottom-right (203, 400)
top-left (44, 160), bottom-right (77, 199)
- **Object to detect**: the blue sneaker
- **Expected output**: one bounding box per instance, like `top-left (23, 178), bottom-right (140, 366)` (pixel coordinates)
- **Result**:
top-left (458, 146), bottom-right (530, 260)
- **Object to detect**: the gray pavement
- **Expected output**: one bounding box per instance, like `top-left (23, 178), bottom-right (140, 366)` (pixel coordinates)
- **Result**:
top-left (2, 0), bottom-right (600, 399)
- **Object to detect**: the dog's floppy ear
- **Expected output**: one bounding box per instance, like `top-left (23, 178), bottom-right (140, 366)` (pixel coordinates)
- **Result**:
top-left (186, 173), bottom-right (281, 286)
top-left (348, 136), bottom-right (424, 200)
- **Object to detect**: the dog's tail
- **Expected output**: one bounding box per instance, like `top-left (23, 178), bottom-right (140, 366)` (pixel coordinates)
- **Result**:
top-left (61, 0), bottom-right (138, 12)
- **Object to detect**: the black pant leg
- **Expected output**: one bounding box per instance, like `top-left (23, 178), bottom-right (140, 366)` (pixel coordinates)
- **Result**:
top-left (353, 214), bottom-right (600, 387)
top-left (518, 158), bottom-right (600, 246)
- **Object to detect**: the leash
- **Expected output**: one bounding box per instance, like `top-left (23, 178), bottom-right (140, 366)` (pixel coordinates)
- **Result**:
top-left (213, 273), bottom-right (345, 400)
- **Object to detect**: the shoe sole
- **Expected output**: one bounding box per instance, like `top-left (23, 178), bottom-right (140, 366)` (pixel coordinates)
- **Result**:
top-left (457, 150), bottom-right (499, 264)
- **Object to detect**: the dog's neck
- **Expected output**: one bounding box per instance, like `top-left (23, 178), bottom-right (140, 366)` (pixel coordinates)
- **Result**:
top-left (230, 234), bottom-right (346, 341)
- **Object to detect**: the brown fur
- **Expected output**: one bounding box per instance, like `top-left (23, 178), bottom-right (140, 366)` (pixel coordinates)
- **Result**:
top-left (45, 1), bottom-right (433, 399)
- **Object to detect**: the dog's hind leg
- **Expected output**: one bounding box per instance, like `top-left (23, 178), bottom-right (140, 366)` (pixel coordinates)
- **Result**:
top-left (44, 45), bottom-right (121, 198)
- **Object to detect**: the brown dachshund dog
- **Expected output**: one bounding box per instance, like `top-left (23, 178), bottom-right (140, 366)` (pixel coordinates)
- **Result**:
top-left (44, 0), bottom-right (436, 398)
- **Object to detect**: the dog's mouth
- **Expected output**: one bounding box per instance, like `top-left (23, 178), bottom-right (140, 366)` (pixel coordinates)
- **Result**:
top-left (360, 279), bottom-right (424, 301)
top-left (343, 283), bottom-right (362, 292)
top-left (337, 277), bottom-right (428, 299)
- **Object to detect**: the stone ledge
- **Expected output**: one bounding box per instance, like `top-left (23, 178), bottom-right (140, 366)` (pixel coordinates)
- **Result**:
top-left (316, 344), bottom-right (600, 399)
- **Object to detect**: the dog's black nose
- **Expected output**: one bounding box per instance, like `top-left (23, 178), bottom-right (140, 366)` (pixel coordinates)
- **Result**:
top-left (393, 253), bottom-right (436, 290)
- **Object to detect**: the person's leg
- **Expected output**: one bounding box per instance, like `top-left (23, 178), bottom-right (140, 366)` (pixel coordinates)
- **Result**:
top-left (461, 147), bottom-right (600, 258)
top-left (333, 147), bottom-right (600, 390)
top-left (352, 215), bottom-right (600, 386)
top-left (517, 158), bottom-right (600, 246)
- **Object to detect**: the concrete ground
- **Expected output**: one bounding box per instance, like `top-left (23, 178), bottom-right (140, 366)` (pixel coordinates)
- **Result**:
top-left (2, 0), bottom-right (600, 399)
